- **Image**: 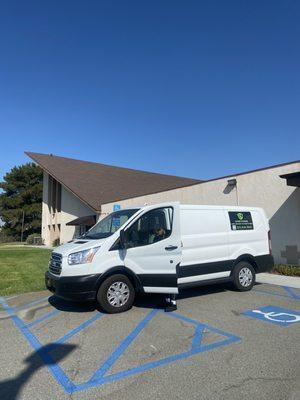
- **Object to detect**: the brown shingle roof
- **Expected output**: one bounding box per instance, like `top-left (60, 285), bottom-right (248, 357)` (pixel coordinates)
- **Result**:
top-left (26, 152), bottom-right (201, 211)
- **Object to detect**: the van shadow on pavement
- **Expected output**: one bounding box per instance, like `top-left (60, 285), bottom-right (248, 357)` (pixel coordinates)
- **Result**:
top-left (48, 295), bottom-right (97, 313)
top-left (48, 283), bottom-right (233, 313)
top-left (134, 282), bottom-right (232, 310)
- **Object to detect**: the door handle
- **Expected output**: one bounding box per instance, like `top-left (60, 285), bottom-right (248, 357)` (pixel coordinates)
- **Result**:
top-left (165, 245), bottom-right (178, 251)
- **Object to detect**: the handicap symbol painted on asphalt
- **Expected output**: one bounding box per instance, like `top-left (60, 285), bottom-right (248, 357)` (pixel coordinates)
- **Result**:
top-left (252, 310), bottom-right (300, 323)
top-left (243, 306), bottom-right (300, 327)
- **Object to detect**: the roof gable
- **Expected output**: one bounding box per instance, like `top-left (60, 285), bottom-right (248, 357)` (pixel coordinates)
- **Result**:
top-left (26, 152), bottom-right (201, 211)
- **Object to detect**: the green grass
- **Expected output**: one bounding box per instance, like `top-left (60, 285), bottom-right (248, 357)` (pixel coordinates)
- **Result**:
top-left (0, 242), bottom-right (23, 247)
top-left (1, 245), bottom-right (298, 296)
top-left (0, 246), bottom-right (51, 296)
top-left (272, 264), bottom-right (300, 277)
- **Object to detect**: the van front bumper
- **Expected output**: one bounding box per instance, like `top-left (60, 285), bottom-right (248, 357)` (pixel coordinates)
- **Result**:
top-left (45, 271), bottom-right (101, 302)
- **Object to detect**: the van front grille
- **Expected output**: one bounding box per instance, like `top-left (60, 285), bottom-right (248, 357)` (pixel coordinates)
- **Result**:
top-left (49, 252), bottom-right (62, 275)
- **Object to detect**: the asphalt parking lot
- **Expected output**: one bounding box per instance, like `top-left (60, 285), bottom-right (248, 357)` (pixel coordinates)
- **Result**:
top-left (0, 283), bottom-right (299, 400)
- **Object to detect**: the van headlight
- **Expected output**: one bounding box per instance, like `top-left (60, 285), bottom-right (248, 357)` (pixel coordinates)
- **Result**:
top-left (67, 247), bottom-right (100, 265)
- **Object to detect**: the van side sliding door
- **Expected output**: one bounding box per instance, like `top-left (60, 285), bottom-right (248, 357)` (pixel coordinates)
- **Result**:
top-left (178, 208), bottom-right (230, 286)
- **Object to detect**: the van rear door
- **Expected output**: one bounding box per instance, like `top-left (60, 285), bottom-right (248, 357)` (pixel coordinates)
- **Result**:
top-left (227, 209), bottom-right (268, 259)
top-left (123, 202), bottom-right (182, 294)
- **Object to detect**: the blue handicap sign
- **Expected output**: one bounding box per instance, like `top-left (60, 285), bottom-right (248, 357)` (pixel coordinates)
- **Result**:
top-left (112, 217), bottom-right (121, 229)
top-left (243, 306), bottom-right (300, 327)
top-left (113, 204), bottom-right (121, 211)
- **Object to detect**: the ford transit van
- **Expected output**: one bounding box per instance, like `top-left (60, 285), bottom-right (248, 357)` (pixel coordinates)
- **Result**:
top-left (45, 203), bottom-right (273, 313)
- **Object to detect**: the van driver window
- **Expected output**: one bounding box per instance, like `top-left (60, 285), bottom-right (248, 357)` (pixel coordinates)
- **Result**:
top-left (126, 207), bottom-right (173, 248)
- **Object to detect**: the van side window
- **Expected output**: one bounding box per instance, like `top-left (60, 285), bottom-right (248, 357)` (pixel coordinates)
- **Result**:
top-left (126, 207), bottom-right (173, 248)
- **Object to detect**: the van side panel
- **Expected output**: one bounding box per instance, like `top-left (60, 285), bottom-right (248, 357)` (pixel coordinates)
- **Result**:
top-left (178, 208), bottom-right (230, 282)
top-left (227, 209), bottom-right (271, 271)
top-left (178, 206), bottom-right (273, 288)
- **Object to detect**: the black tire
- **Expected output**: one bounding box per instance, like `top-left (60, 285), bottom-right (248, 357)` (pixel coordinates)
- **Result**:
top-left (96, 274), bottom-right (135, 313)
top-left (232, 261), bottom-right (255, 291)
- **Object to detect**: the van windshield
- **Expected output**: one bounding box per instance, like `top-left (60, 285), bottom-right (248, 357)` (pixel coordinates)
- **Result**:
top-left (83, 209), bottom-right (139, 239)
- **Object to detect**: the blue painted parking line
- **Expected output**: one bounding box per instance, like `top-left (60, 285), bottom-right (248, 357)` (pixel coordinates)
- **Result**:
top-left (0, 297), bottom-right (76, 394)
top-left (4, 283), bottom-right (299, 393)
top-left (191, 324), bottom-right (204, 350)
top-left (89, 309), bottom-right (159, 382)
top-left (13, 296), bottom-right (49, 311)
top-left (0, 295), bottom-right (241, 394)
top-left (168, 311), bottom-right (241, 346)
top-left (75, 309), bottom-right (241, 393)
top-left (253, 286), bottom-right (300, 302)
top-left (86, 310), bottom-right (240, 387)
top-left (253, 288), bottom-right (293, 300)
top-left (76, 335), bottom-right (239, 391)
top-left (2, 283), bottom-right (299, 394)
top-left (282, 286), bottom-right (300, 300)
top-left (25, 309), bottom-right (61, 328)
top-left (47, 312), bottom-right (104, 352)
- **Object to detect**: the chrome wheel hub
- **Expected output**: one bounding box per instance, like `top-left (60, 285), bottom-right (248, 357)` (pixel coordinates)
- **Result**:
top-left (238, 267), bottom-right (253, 287)
top-left (107, 282), bottom-right (130, 307)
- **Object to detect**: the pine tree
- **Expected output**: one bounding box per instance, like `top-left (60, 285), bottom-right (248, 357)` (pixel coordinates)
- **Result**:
top-left (0, 163), bottom-right (43, 240)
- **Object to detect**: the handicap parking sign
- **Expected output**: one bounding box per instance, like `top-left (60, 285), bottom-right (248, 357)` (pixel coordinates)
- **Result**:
top-left (243, 306), bottom-right (300, 327)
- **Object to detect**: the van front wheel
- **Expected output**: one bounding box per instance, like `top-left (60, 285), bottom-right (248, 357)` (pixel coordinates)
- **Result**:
top-left (232, 261), bottom-right (255, 291)
top-left (97, 274), bottom-right (135, 313)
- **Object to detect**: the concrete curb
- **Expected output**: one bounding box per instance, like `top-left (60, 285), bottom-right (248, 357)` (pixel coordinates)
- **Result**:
top-left (256, 273), bottom-right (300, 289)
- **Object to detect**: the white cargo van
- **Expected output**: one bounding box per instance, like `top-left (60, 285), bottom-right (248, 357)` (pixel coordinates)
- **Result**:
top-left (45, 203), bottom-right (273, 313)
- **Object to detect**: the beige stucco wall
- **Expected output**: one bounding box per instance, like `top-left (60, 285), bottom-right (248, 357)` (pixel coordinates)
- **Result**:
top-left (101, 162), bottom-right (300, 265)
top-left (41, 163), bottom-right (300, 264)
top-left (41, 172), bottom-right (95, 246)
top-left (60, 186), bottom-right (96, 244)
top-left (41, 171), bottom-right (51, 245)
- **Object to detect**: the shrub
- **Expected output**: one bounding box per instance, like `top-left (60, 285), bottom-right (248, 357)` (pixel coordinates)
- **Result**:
top-left (0, 231), bottom-right (17, 243)
top-left (52, 238), bottom-right (60, 247)
top-left (26, 233), bottom-right (43, 245)
top-left (272, 264), bottom-right (300, 277)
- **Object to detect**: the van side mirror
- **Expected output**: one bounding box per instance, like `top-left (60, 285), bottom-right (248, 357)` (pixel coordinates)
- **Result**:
top-left (119, 229), bottom-right (127, 249)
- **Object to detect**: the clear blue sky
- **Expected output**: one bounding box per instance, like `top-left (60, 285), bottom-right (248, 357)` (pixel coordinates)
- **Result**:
top-left (0, 0), bottom-right (299, 181)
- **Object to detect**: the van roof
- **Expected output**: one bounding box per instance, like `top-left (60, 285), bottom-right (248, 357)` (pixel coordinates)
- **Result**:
top-left (179, 204), bottom-right (264, 211)
top-left (120, 202), bottom-right (264, 212)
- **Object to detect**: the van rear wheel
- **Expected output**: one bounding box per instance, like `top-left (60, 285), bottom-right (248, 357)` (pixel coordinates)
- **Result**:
top-left (97, 274), bottom-right (135, 313)
top-left (232, 261), bottom-right (255, 291)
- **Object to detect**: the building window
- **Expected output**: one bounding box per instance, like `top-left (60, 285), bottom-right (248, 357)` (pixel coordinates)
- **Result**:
top-left (57, 183), bottom-right (61, 212)
top-left (48, 175), bottom-right (62, 214)
top-left (74, 225), bottom-right (89, 238)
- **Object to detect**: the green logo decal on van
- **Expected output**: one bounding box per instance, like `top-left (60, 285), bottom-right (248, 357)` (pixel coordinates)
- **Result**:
top-left (228, 211), bottom-right (253, 230)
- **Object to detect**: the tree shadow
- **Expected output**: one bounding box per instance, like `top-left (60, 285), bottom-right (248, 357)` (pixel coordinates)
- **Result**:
top-left (0, 343), bottom-right (76, 400)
